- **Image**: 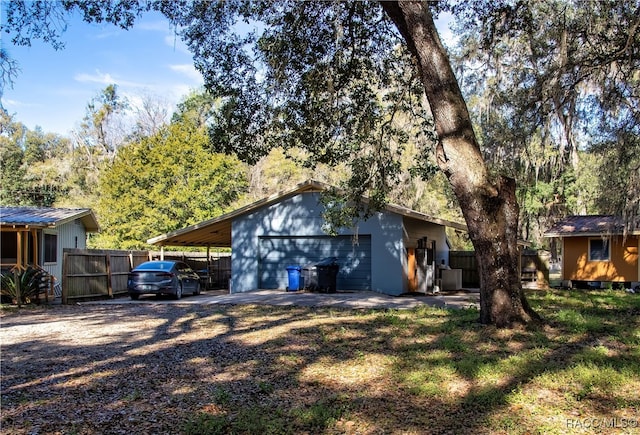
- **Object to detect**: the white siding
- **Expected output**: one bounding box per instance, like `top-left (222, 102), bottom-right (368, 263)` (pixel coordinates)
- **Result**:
top-left (42, 220), bottom-right (87, 285)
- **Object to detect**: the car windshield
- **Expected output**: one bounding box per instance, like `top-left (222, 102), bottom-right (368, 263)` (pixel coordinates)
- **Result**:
top-left (136, 261), bottom-right (174, 271)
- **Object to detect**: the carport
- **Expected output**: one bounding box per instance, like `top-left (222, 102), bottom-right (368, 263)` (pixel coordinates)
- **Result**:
top-left (146, 200), bottom-right (234, 290)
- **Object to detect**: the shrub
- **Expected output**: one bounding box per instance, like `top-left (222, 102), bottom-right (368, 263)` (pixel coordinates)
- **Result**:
top-left (0, 265), bottom-right (49, 305)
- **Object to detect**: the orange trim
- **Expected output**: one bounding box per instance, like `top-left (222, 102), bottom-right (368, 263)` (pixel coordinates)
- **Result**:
top-left (407, 248), bottom-right (417, 291)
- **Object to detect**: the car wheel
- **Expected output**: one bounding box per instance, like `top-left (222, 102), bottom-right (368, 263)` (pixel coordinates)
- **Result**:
top-left (193, 283), bottom-right (201, 295)
top-left (130, 294), bottom-right (140, 300)
top-left (174, 284), bottom-right (183, 300)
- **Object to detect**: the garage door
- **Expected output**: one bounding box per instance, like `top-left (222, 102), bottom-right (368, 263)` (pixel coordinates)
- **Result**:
top-left (258, 235), bottom-right (371, 290)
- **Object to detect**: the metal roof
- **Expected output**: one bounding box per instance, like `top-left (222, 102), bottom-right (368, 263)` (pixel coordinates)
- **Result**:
top-left (148, 179), bottom-right (468, 247)
top-left (544, 215), bottom-right (640, 237)
top-left (0, 207), bottom-right (100, 232)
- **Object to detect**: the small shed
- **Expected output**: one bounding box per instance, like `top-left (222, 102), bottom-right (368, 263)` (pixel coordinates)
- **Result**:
top-left (148, 180), bottom-right (466, 295)
top-left (544, 215), bottom-right (640, 288)
top-left (1, 207), bottom-right (100, 293)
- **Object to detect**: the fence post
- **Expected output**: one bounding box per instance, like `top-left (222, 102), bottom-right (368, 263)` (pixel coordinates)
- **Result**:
top-left (62, 251), bottom-right (68, 304)
top-left (106, 252), bottom-right (113, 298)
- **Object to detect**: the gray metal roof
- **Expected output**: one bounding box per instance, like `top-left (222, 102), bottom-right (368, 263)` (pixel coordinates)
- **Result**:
top-left (544, 215), bottom-right (640, 237)
top-left (0, 207), bottom-right (100, 232)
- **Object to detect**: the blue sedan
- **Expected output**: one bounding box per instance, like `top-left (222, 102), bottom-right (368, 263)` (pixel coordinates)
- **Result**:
top-left (127, 261), bottom-right (201, 300)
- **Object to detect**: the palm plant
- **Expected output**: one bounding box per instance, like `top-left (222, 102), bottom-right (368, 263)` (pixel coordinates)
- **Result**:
top-left (0, 265), bottom-right (49, 306)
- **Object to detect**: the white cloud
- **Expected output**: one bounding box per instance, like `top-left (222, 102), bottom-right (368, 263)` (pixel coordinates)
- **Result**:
top-left (169, 83), bottom-right (198, 100)
top-left (74, 70), bottom-right (116, 84)
top-left (169, 64), bottom-right (204, 84)
top-left (93, 29), bottom-right (122, 40)
top-left (137, 20), bottom-right (173, 32)
top-left (74, 70), bottom-right (147, 88)
top-left (163, 34), bottom-right (192, 55)
top-left (2, 98), bottom-right (41, 108)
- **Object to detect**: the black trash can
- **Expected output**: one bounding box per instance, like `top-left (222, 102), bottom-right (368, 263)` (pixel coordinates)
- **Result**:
top-left (302, 257), bottom-right (339, 293)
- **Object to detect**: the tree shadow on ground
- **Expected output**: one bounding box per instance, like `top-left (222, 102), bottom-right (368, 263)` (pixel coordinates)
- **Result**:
top-left (1, 290), bottom-right (638, 434)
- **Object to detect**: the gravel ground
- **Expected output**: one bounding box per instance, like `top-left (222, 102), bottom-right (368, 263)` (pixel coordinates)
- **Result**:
top-left (1, 304), bottom-right (242, 434)
top-left (1, 293), bottom-right (480, 434)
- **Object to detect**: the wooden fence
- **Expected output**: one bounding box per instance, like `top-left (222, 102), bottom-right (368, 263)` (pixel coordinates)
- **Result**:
top-left (449, 251), bottom-right (479, 288)
top-left (158, 251), bottom-right (231, 290)
top-left (62, 249), bottom-right (150, 303)
top-left (449, 250), bottom-right (551, 289)
top-left (61, 249), bottom-right (231, 303)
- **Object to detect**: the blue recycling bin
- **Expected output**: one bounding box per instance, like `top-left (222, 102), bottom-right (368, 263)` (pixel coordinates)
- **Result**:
top-left (286, 266), bottom-right (302, 291)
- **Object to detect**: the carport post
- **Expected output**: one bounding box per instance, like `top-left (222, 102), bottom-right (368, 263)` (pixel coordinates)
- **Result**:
top-left (160, 246), bottom-right (164, 261)
top-left (206, 245), bottom-right (211, 290)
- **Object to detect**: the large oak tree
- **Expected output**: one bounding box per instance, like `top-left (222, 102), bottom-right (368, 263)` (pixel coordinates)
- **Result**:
top-left (378, 2), bottom-right (538, 326)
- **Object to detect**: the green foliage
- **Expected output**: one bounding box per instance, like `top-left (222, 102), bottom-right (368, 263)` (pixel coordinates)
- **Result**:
top-left (0, 138), bottom-right (27, 205)
top-left (1, 109), bottom-right (27, 205)
top-left (591, 132), bottom-right (640, 230)
top-left (81, 84), bottom-right (128, 155)
top-left (453, 0), bottom-right (640, 244)
top-left (0, 265), bottom-right (49, 305)
top-left (0, 108), bottom-right (67, 206)
top-left (159, 0), bottom-right (437, 227)
top-left (93, 118), bottom-right (248, 249)
top-left (171, 88), bottom-right (218, 128)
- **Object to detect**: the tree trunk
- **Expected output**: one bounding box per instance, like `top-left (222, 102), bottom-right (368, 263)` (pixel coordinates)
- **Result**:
top-left (381, 1), bottom-right (540, 327)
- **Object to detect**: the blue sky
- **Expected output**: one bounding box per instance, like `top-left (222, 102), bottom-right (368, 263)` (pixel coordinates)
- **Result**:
top-left (2, 8), bottom-right (455, 137)
top-left (2, 10), bottom-right (204, 136)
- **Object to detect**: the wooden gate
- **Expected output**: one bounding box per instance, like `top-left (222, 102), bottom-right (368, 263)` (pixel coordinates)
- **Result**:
top-left (62, 249), bottom-right (150, 303)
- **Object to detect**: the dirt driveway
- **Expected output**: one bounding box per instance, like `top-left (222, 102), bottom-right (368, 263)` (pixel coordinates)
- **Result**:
top-left (85, 289), bottom-right (480, 310)
top-left (1, 290), bottom-right (479, 434)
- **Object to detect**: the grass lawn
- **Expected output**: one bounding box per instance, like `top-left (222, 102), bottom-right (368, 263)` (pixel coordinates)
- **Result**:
top-left (2, 288), bottom-right (639, 434)
top-left (183, 289), bottom-right (640, 434)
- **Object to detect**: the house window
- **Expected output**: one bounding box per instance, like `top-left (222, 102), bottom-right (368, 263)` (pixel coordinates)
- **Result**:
top-left (1, 232), bottom-right (18, 261)
top-left (44, 233), bottom-right (57, 263)
top-left (589, 238), bottom-right (610, 261)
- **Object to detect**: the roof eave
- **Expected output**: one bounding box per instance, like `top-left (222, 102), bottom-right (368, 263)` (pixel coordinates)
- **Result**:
top-left (147, 180), bottom-right (328, 246)
top-left (0, 209), bottom-right (100, 232)
top-left (544, 231), bottom-right (640, 238)
top-left (60, 209), bottom-right (100, 232)
top-left (147, 178), bottom-right (468, 247)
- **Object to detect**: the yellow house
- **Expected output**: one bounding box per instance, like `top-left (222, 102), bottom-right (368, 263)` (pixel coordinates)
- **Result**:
top-left (545, 215), bottom-right (639, 288)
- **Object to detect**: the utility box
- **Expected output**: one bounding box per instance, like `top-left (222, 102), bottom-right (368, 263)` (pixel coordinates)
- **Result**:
top-left (441, 269), bottom-right (462, 291)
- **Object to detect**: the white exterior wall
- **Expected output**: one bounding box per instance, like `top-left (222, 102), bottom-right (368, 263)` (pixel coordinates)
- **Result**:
top-left (42, 219), bottom-right (87, 286)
